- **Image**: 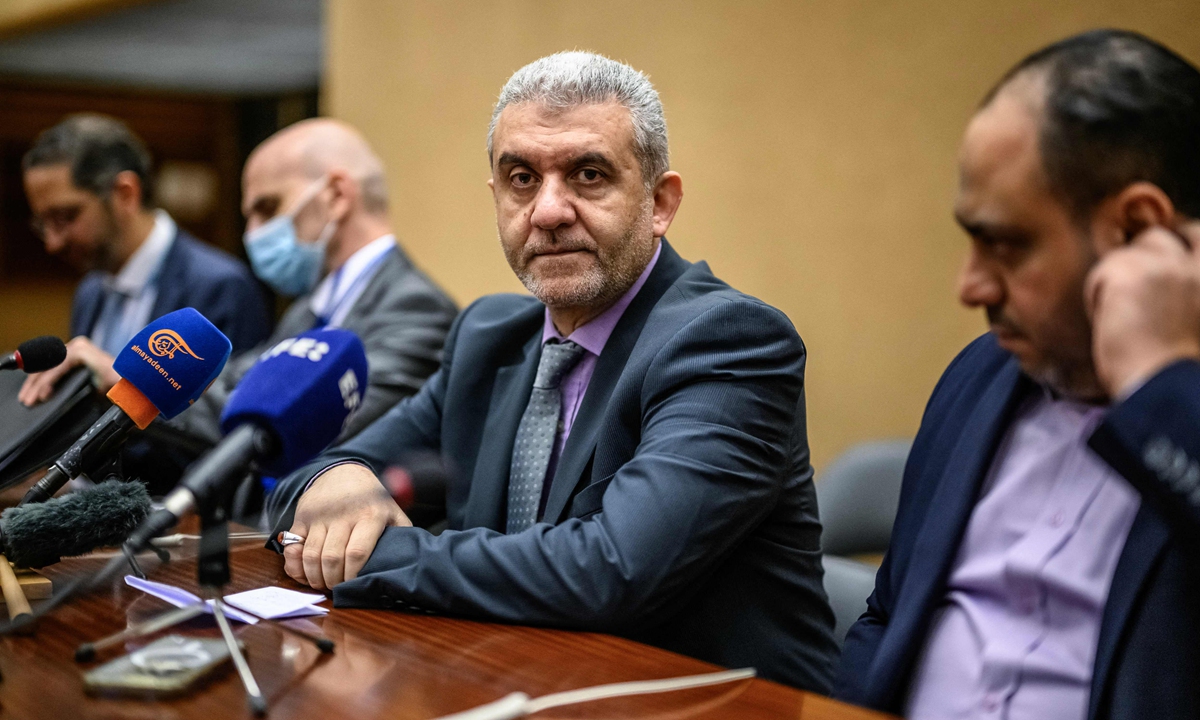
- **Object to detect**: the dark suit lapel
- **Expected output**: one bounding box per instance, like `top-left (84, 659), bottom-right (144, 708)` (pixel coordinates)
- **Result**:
top-left (878, 358), bottom-right (1032, 686)
top-left (149, 229), bottom-right (186, 320)
top-left (462, 331), bottom-right (543, 531)
top-left (542, 239), bottom-right (692, 523)
top-left (73, 276), bottom-right (105, 338)
top-left (338, 246), bottom-right (405, 329)
top-left (1087, 504), bottom-right (1170, 720)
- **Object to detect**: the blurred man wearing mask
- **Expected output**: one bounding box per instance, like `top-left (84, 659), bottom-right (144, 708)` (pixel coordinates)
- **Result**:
top-left (265, 52), bottom-right (838, 692)
top-left (837, 30), bottom-right (1200, 720)
top-left (19, 114), bottom-right (270, 406)
top-left (173, 118), bottom-right (457, 448)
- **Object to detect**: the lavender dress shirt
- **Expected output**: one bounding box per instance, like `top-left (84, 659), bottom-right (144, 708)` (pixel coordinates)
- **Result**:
top-left (537, 242), bottom-right (662, 502)
top-left (905, 390), bottom-right (1141, 720)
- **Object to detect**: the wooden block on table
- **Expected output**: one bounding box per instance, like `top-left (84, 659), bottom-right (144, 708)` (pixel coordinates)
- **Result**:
top-left (0, 569), bottom-right (52, 601)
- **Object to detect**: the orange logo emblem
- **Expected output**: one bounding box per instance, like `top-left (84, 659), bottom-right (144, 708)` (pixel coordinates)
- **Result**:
top-left (148, 330), bottom-right (204, 361)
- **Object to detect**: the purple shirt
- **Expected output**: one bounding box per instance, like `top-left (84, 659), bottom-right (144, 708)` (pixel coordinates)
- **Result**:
top-left (906, 389), bottom-right (1141, 720)
top-left (538, 242), bottom-right (661, 488)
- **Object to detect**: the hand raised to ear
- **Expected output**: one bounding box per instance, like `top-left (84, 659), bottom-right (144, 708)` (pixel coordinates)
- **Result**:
top-left (1085, 221), bottom-right (1200, 398)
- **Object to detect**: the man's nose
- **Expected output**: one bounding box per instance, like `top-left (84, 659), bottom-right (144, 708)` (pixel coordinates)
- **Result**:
top-left (529, 177), bottom-right (577, 231)
top-left (41, 228), bottom-right (67, 255)
top-left (957, 250), bottom-right (1004, 309)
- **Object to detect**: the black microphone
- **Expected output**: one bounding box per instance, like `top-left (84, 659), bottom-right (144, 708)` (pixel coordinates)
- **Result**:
top-left (0, 480), bottom-right (151, 568)
top-left (20, 309), bottom-right (232, 506)
top-left (126, 328), bottom-right (368, 553)
top-left (1, 336), bottom-right (66, 373)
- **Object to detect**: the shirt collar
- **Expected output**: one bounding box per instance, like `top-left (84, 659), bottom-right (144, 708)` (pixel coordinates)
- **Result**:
top-left (310, 234), bottom-right (396, 314)
top-left (542, 241), bottom-right (662, 356)
top-left (109, 210), bottom-right (175, 296)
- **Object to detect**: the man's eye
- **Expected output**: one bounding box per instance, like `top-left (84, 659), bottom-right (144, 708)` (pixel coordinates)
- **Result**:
top-left (577, 168), bottom-right (602, 182)
top-left (511, 172), bottom-right (535, 187)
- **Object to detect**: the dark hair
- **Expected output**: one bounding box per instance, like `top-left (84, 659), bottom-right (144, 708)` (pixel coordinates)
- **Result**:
top-left (22, 114), bottom-right (154, 207)
top-left (985, 29), bottom-right (1200, 219)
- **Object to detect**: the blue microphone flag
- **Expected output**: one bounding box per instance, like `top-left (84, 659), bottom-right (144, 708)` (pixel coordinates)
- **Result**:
top-left (111, 308), bottom-right (232, 419)
top-left (220, 328), bottom-right (368, 476)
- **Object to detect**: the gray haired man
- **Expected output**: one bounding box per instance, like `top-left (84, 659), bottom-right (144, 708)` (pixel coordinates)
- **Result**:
top-left (266, 51), bottom-right (838, 691)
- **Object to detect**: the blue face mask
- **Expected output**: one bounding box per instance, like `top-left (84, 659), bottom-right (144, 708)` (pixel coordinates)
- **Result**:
top-left (243, 178), bottom-right (337, 296)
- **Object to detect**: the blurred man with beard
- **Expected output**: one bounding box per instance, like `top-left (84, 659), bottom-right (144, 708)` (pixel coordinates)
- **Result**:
top-left (19, 114), bottom-right (269, 404)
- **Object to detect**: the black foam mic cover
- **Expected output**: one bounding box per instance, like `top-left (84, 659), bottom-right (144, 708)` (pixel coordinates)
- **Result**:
top-left (0, 480), bottom-right (151, 568)
top-left (15, 336), bottom-right (67, 373)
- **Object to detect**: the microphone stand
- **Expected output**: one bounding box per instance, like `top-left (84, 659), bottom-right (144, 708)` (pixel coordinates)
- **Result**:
top-left (72, 473), bottom-right (333, 716)
top-left (198, 498), bottom-right (267, 716)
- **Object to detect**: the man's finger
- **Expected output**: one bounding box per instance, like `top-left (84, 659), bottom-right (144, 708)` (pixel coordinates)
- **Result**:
top-left (18, 373), bottom-right (42, 406)
top-left (1177, 220), bottom-right (1200, 259)
top-left (320, 522), bottom-right (352, 588)
top-left (344, 518), bottom-right (387, 581)
top-left (18, 353), bottom-right (79, 406)
top-left (301, 524), bottom-right (329, 591)
top-left (1132, 225), bottom-right (1192, 256)
top-left (283, 544), bottom-right (306, 583)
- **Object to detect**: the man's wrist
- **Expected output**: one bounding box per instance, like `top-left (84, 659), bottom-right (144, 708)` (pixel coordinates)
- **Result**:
top-left (302, 459), bottom-right (373, 494)
top-left (1111, 344), bottom-right (1200, 399)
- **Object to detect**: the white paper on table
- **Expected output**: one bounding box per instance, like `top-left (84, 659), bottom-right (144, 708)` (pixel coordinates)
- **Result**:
top-left (223, 586), bottom-right (329, 620)
top-left (124, 576), bottom-right (261, 624)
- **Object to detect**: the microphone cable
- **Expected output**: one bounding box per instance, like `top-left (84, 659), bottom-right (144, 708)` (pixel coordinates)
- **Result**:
top-left (431, 667), bottom-right (756, 720)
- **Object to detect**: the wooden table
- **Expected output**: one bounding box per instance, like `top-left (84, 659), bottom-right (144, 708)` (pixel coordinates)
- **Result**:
top-left (0, 535), bottom-right (895, 720)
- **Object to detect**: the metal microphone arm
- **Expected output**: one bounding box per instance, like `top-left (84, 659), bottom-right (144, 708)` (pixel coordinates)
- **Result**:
top-left (20, 406), bottom-right (137, 506)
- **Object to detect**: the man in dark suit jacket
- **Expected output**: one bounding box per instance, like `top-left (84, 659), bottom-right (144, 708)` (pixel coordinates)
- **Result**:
top-left (267, 51), bottom-right (838, 692)
top-left (69, 229), bottom-right (270, 353)
top-left (173, 119), bottom-right (457, 447)
top-left (19, 114), bottom-right (269, 407)
top-left (836, 31), bottom-right (1200, 720)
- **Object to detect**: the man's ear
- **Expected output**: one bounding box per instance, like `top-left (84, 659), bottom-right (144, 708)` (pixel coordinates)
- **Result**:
top-left (109, 170), bottom-right (144, 217)
top-left (651, 171), bottom-right (684, 238)
top-left (1091, 182), bottom-right (1176, 253)
top-left (327, 170), bottom-right (356, 221)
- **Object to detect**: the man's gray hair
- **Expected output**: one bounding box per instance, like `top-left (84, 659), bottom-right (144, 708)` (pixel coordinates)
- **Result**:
top-left (488, 51), bottom-right (669, 187)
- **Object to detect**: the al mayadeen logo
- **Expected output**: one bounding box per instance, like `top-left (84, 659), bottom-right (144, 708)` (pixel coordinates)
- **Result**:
top-left (129, 329), bottom-right (204, 391)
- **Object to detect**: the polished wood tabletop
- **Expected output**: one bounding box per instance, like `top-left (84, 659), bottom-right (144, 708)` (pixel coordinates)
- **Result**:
top-left (0, 534), bottom-right (896, 720)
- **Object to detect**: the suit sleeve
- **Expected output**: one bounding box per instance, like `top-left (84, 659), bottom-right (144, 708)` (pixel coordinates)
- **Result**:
top-left (1089, 359), bottom-right (1200, 543)
top-left (336, 272), bottom-right (457, 440)
top-left (327, 300), bottom-right (805, 631)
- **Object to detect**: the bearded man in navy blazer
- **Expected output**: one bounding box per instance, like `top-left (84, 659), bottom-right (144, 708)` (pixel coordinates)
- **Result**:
top-left (266, 51), bottom-right (838, 691)
top-left (19, 114), bottom-right (270, 406)
top-left (837, 30), bottom-right (1200, 720)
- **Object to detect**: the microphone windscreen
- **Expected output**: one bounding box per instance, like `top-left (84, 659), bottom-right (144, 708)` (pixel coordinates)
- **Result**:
top-left (16, 336), bottom-right (67, 373)
top-left (220, 328), bottom-right (368, 476)
top-left (111, 308), bottom-right (232, 419)
top-left (1, 480), bottom-right (151, 568)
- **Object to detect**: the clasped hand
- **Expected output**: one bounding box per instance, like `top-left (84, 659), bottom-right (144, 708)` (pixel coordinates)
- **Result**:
top-left (1086, 221), bottom-right (1200, 398)
top-left (283, 463), bottom-right (411, 591)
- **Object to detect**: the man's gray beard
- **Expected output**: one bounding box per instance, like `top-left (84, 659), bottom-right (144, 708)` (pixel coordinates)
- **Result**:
top-left (509, 217), bottom-right (655, 311)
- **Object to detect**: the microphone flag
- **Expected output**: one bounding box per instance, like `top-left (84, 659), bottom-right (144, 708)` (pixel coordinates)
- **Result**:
top-left (111, 308), bottom-right (232, 425)
top-left (220, 328), bottom-right (368, 477)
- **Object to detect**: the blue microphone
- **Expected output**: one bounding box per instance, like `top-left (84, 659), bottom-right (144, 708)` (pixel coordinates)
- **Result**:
top-left (20, 309), bottom-right (232, 506)
top-left (126, 329), bottom-right (368, 550)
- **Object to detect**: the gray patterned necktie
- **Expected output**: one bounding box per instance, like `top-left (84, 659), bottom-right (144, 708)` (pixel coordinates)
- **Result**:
top-left (506, 340), bottom-right (587, 533)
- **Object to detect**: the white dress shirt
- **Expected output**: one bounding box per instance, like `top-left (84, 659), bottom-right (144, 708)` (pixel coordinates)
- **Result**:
top-left (308, 234), bottom-right (396, 328)
top-left (90, 210), bottom-right (176, 355)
